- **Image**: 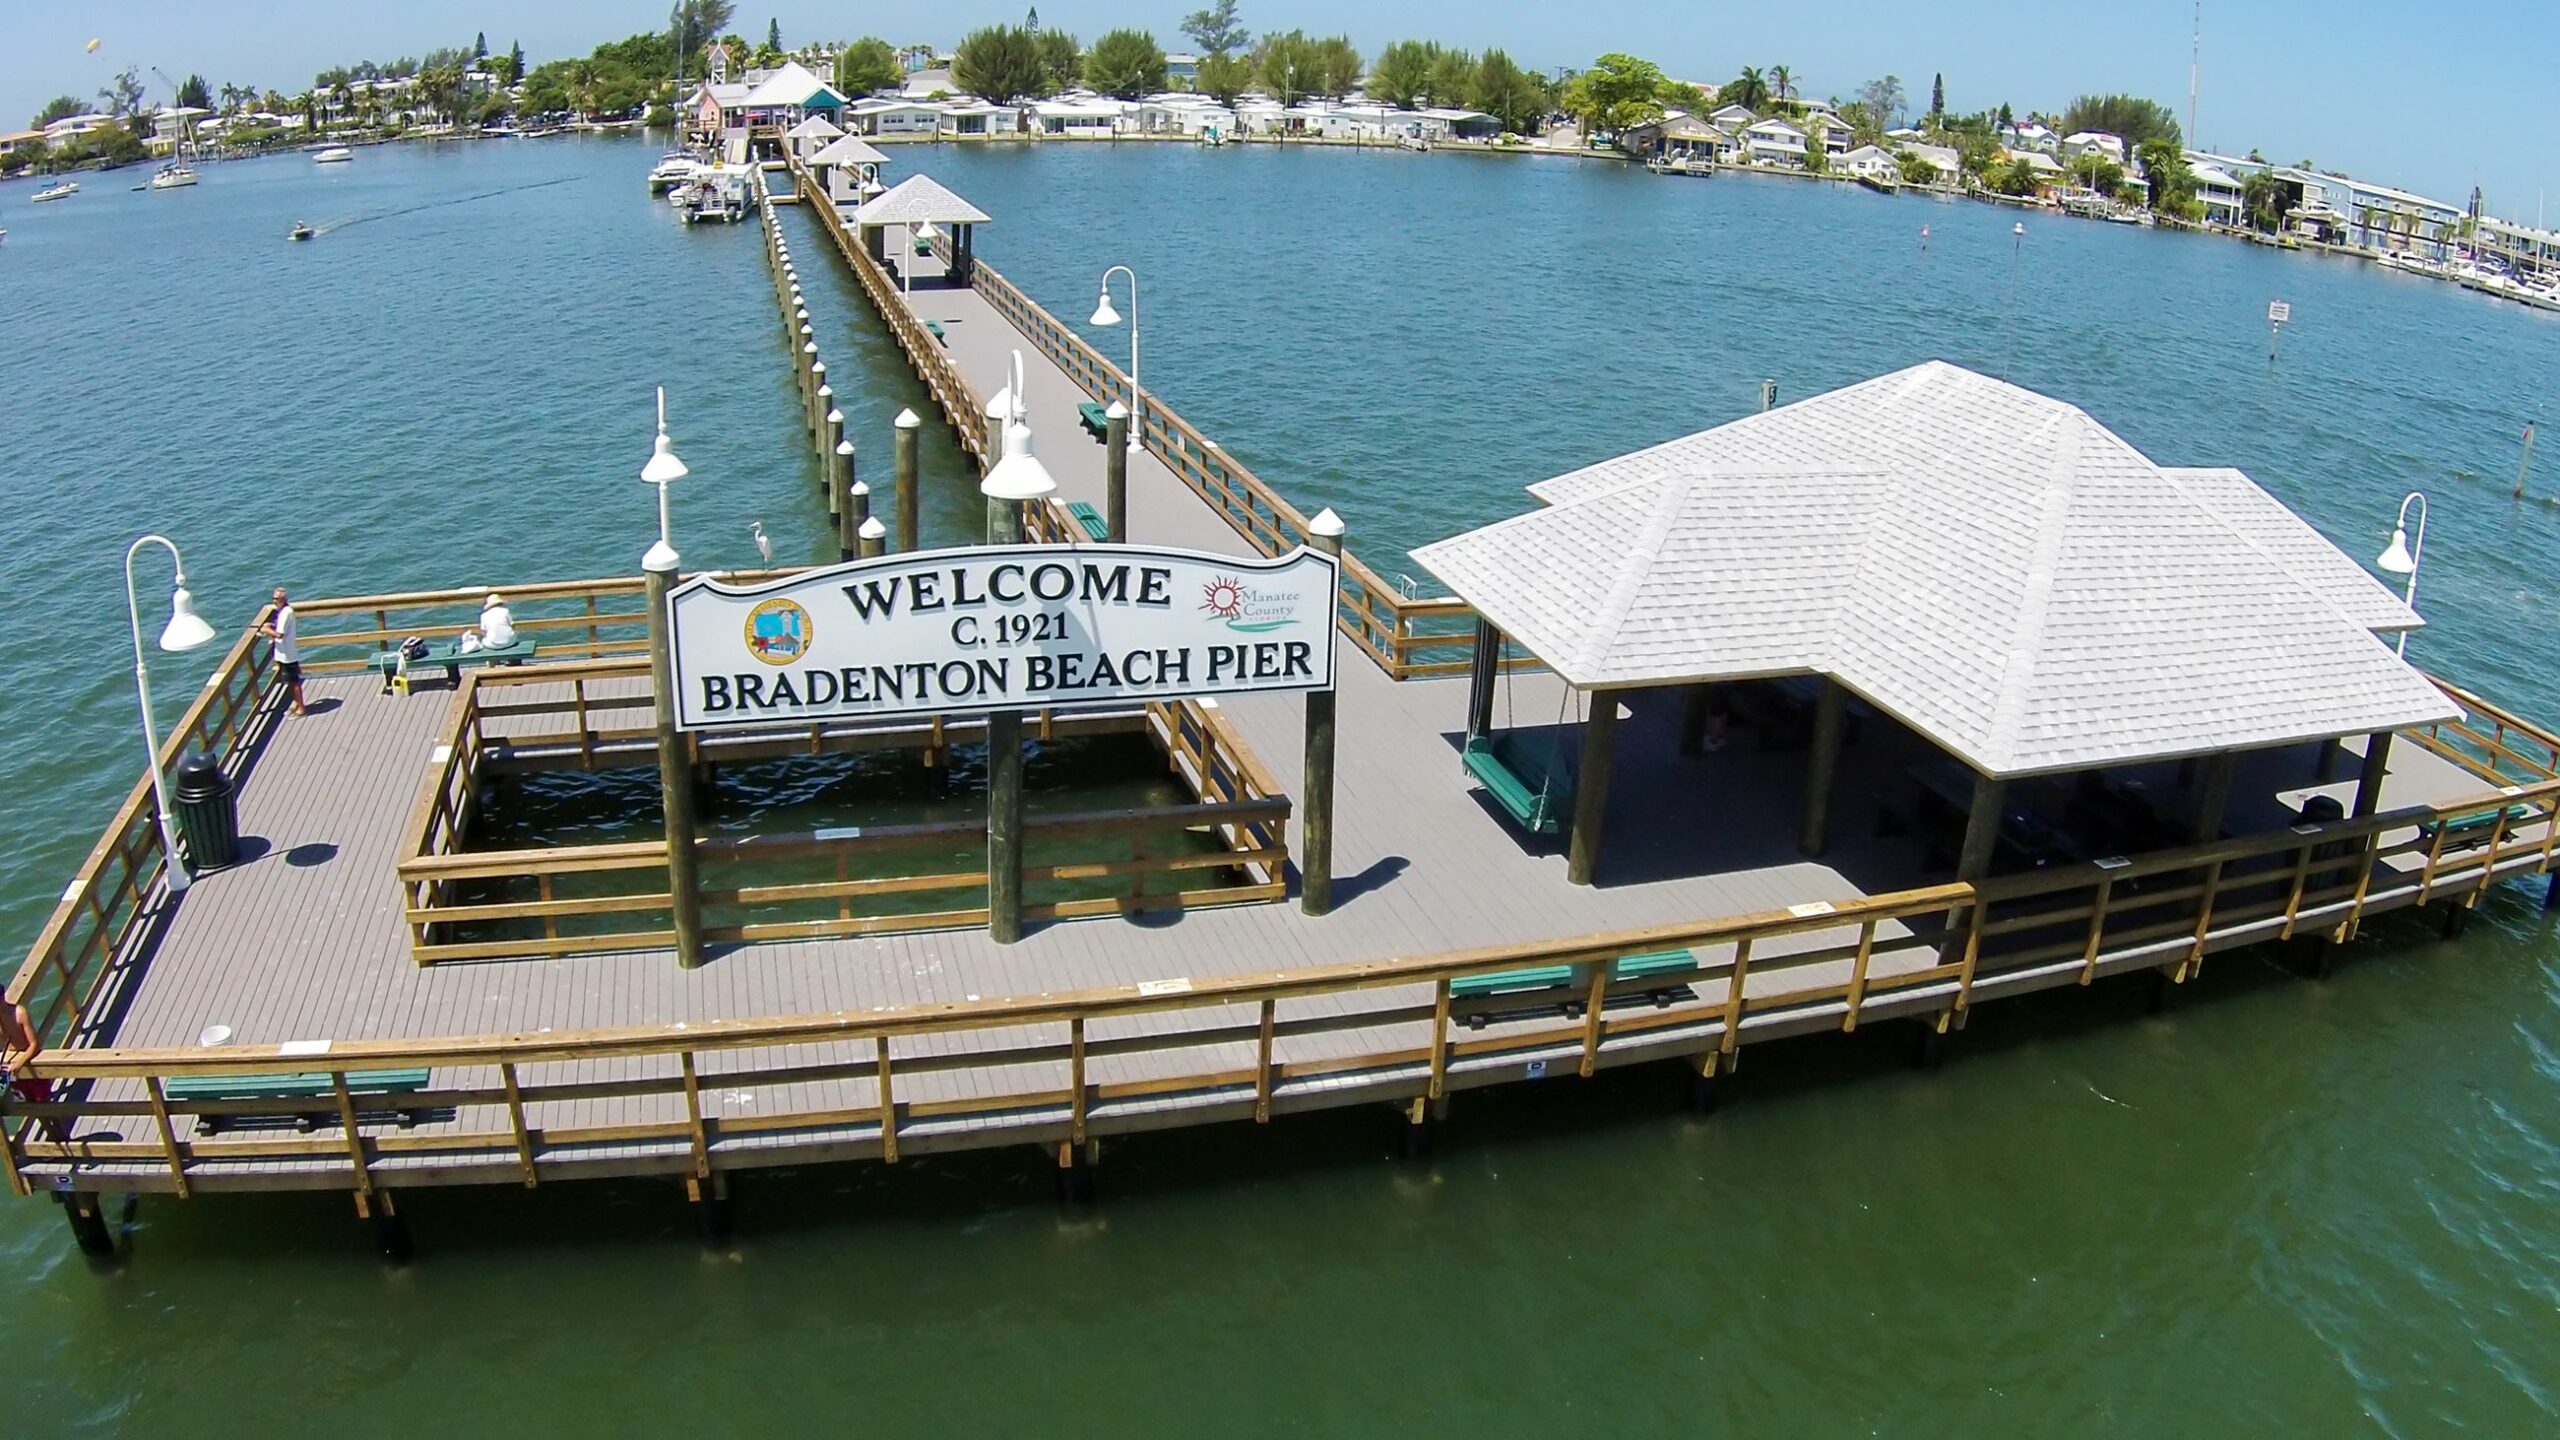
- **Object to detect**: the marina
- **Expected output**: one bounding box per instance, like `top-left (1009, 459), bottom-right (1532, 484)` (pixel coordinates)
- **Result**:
top-left (7, 129), bottom-right (2560, 1430)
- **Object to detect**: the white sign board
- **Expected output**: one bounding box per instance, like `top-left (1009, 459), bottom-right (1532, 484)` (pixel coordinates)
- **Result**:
top-left (667, 543), bottom-right (1339, 731)
top-left (2267, 300), bottom-right (2291, 324)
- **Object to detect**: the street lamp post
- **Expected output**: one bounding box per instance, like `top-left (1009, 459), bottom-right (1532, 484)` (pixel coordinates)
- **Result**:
top-left (124, 536), bottom-right (217, 893)
top-left (640, 387), bottom-right (705, 967)
top-left (1091, 265), bottom-right (1140, 451)
top-left (978, 351), bottom-right (1057, 946)
top-left (2375, 491), bottom-right (2427, 658)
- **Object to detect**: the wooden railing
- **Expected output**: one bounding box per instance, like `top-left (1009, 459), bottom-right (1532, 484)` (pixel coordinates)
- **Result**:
top-left (393, 660), bottom-right (1291, 963)
top-left (15, 754), bottom-right (2560, 1196)
top-left (784, 158), bottom-right (989, 466)
top-left (289, 576), bottom-right (658, 676)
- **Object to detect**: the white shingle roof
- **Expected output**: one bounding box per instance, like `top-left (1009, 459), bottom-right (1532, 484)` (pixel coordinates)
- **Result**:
top-left (849, 174), bottom-right (990, 226)
top-left (741, 62), bottom-right (840, 109)
top-left (1423, 361), bottom-right (2458, 778)
top-left (785, 114), bottom-right (844, 141)
top-left (808, 134), bottom-right (890, 167)
top-left (2158, 468), bottom-right (2420, 632)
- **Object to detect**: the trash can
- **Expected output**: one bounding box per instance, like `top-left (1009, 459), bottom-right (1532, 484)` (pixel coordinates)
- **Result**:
top-left (172, 751), bottom-right (239, 871)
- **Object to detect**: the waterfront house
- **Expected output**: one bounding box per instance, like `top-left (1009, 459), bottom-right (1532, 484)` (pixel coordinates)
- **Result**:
top-left (2187, 160), bottom-right (2246, 227)
top-left (841, 97), bottom-right (946, 137)
top-left (1234, 97), bottom-right (1287, 134)
top-left (1837, 145), bottom-right (1901, 183)
top-left (1803, 110), bottom-right (1855, 156)
top-left (1901, 142), bottom-right (1961, 186)
top-left (1420, 108), bottom-right (1504, 142)
top-left (1032, 98), bottom-right (1124, 136)
top-left (941, 100), bottom-right (1022, 137)
top-left (2004, 120), bottom-right (2059, 154)
top-left (1415, 360), bottom-right (2449, 891)
top-left (1709, 103), bottom-right (1757, 130)
top-left (1129, 96), bottom-right (1235, 135)
top-left (2481, 216), bottom-right (2560, 279)
top-left (42, 112), bottom-right (113, 144)
top-left (2061, 131), bottom-right (2126, 166)
top-left (2014, 150), bottom-right (2065, 187)
top-left (1624, 114), bottom-right (1729, 164)
top-left (1164, 52), bottom-right (1202, 83)
top-left (1744, 116), bottom-right (1810, 167)
top-left (0, 129), bottom-right (46, 160)
top-left (902, 67), bottom-right (956, 98)
top-left (738, 62), bottom-right (848, 133)
top-left (784, 113), bottom-right (844, 161)
top-left (148, 106), bottom-right (209, 155)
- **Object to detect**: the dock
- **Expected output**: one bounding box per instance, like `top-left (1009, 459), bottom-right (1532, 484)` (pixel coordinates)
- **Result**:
top-left (10, 153), bottom-right (2560, 1254)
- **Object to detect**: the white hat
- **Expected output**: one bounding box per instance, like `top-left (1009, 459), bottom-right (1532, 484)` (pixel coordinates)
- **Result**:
top-left (483, 592), bottom-right (505, 609)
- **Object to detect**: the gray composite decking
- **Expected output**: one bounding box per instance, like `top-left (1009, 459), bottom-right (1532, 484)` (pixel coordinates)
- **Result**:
top-left (22, 195), bottom-right (2524, 1191)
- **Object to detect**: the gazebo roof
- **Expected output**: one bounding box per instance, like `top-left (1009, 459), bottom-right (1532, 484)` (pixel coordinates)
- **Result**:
top-left (785, 114), bottom-right (845, 141)
top-left (741, 62), bottom-right (844, 110)
top-left (850, 174), bottom-right (990, 227)
top-left (1417, 361), bottom-right (2456, 778)
top-left (808, 134), bottom-right (891, 167)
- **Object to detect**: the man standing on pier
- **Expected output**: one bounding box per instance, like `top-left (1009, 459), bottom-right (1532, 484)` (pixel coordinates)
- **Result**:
top-left (262, 587), bottom-right (305, 717)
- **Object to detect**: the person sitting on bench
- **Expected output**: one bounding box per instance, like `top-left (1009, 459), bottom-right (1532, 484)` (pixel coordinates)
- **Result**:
top-left (477, 593), bottom-right (515, 649)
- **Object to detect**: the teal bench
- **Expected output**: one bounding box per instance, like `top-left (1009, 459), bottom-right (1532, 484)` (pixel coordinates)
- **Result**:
top-left (924, 320), bottom-right (945, 343)
top-left (1463, 733), bottom-right (1572, 835)
top-left (1449, 964), bottom-right (1576, 1002)
top-left (2421, 802), bottom-right (2537, 848)
top-left (165, 1066), bottom-right (433, 1134)
top-left (1065, 500), bottom-right (1110, 540)
top-left (368, 637), bottom-right (537, 693)
top-left (1612, 948), bottom-right (1698, 1008)
top-left (914, 237), bottom-right (934, 255)
top-left (1077, 401), bottom-right (1112, 439)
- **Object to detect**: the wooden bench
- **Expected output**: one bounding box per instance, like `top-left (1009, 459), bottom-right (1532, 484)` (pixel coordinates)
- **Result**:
top-left (1462, 733), bottom-right (1571, 835)
top-left (1077, 401), bottom-right (1112, 439)
top-left (1065, 500), bottom-right (1110, 540)
top-left (368, 637), bottom-right (537, 693)
top-left (2420, 802), bottom-right (2537, 849)
top-left (164, 1067), bottom-right (434, 1134)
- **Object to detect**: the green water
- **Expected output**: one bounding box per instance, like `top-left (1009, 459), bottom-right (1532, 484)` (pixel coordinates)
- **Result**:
top-left (6, 137), bottom-right (2560, 1434)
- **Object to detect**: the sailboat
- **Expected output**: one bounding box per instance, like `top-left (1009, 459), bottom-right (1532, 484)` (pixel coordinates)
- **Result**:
top-left (148, 162), bottom-right (199, 190)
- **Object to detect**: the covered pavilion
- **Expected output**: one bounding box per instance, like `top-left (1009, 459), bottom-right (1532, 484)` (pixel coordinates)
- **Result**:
top-left (1413, 361), bottom-right (2456, 889)
top-left (806, 133), bottom-right (892, 205)
top-left (849, 175), bottom-right (990, 284)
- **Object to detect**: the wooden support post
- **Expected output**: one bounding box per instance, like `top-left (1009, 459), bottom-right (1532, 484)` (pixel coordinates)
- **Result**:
top-left (1302, 510), bottom-right (1344, 915)
top-left (1684, 1050), bottom-right (1719, 1112)
top-left (1799, 679), bottom-right (1849, 857)
top-left (646, 558), bottom-right (706, 967)
top-left (832, 442), bottom-right (858, 556)
top-left (1465, 619), bottom-right (1500, 740)
top-left (894, 409), bottom-right (921, 554)
top-left (1397, 1095), bottom-right (1434, 1159)
top-left (1939, 772), bottom-right (2006, 964)
top-left (2352, 732), bottom-right (2394, 818)
top-left (986, 498), bottom-right (1027, 945)
top-left (816, 388), bottom-right (837, 469)
top-left (807, 361), bottom-right (827, 445)
top-left (1104, 402), bottom-right (1129, 540)
top-left (58, 1191), bottom-right (113, 1259)
top-left (849, 478), bottom-right (872, 547)
top-left (1567, 694), bottom-right (1620, 886)
top-left (368, 1190), bottom-right (413, 1264)
top-left (2192, 752), bottom-right (2237, 842)
top-left (1056, 1139), bottom-right (1095, 1204)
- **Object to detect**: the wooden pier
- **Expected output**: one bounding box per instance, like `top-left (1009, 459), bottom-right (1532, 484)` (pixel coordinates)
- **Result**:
top-left (9, 158), bottom-right (2560, 1247)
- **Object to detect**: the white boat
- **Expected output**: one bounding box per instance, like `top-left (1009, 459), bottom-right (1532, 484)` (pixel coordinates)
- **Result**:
top-left (148, 163), bottom-right (198, 190)
top-left (313, 146), bottom-right (354, 164)
top-left (648, 151), bottom-right (702, 193)
top-left (677, 167), bottom-right (750, 224)
top-left (31, 180), bottom-right (79, 202)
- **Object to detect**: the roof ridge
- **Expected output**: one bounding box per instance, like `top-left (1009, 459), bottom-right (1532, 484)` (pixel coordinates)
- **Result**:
top-left (1569, 472), bottom-right (1696, 680)
top-left (1980, 412), bottom-right (2082, 769)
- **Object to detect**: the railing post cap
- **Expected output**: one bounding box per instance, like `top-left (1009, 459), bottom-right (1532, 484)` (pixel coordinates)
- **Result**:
top-left (859, 516), bottom-right (888, 539)
top-left (642, 540), bottom-right (681, 574)
top-left (895, 409), bottom-right (921, 429)
top-left (812, 360), bottom-right (827, 376)
top-left (826, 408), bottom-right (844, 425)
top-left (850, 478), bottom-right (870, 496)
top-left (1105, 400), bottom-right (1128, 420)
top-left (836, 439), bottom-right (855, 456)
top-left (1309, 508), bottom-right (1346, 539)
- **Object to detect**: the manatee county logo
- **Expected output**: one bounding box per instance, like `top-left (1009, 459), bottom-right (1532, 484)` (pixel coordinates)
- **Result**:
top-left (1201, 574), bottom-right (1301, 633)
top-left (745, 598), bottom-right (812, 665)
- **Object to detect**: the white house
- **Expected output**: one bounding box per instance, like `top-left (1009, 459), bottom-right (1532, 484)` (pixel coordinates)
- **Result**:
top-left (2004, 120), bottom-right (2059, 154)
top-left (901, 68), bottom-right (957, 98)
top-left (1802, 110), bottom-right (1854, 156)
top-left (1032, 98), bottom-right (1123, 136)
top-left (1901, 142), bottom-right (1961, 185)
top-left (1420, 107), bottom-right (1502, 141)
top-left (1130, 96), bottom-right (1234, 135)
top-left (1708, 103), bottom-right (1756, 129)
top-left (43, 112), bottom-right (114, 142)
top-left (940, 100), bottom-right (1020, 136)
top-left (1836, 144), bottom-right (1901, 182)
top-left (2061, 131), bottom-right (2126, 166)
top-left (1743, 116), bottom-right (1809, 167)
top-left (841, 97), bottom-right (945, 136)
top-left (2188, 160), bottom-right (2245, 226)
top-left (738, 62), bottom-right (848, 130)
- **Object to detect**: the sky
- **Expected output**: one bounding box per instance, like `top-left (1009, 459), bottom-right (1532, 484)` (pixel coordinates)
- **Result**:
top-left (9, 2), bottom-right (2556, 217)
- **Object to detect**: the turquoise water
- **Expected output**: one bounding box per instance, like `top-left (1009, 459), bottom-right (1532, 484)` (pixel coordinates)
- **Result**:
top-left (6, 136), bottom-right (2560, 1433)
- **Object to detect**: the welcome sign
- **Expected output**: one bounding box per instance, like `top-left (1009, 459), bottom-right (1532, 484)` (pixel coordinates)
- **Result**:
top-left (667, 543), bottom-right (1339, 731)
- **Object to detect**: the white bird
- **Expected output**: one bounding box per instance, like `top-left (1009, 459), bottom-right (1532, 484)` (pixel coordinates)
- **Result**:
top-left (750, 521), bottom-right (772, 566)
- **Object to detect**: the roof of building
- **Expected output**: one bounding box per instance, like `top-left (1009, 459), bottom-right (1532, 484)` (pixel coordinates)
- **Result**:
top-left (807, 134), bottom-right (890, 166)
top-left (1745, 117), bottom-right (1807, 138)
top-left (785, 114), bottom-right (845, 141)
top-left (740, 62), bottom-right (842, 109)
top-left (1417, 361), bottom-right (2453, 778)
top-left (901, 68), bottom-right (956, 97)
top-left (850, 173), bottom-right (990, 226)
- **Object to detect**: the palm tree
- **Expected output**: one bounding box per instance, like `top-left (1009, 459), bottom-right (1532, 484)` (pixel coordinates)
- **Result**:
top-left (1729, 66), bottom-right (1769, 113)
top-left (1770, 65), bottom-right (1795, 107)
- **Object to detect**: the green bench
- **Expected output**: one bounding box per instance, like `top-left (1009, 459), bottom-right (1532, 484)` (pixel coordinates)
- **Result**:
top-left (164, 1066), bottom-right (434, 1134)
top-left (1462, 733), bottom-right (1572, 835)
top-left (914, 237), bottom-right (934, 255)
top-left (2421, 802), bottom-right (2538, 848)
top-left (1077, 401), bottom-right (1112, 439)
top-left (924, 320), bottom-right (945, 343)
top-left (1449, 964), bottom-right (1577, 1002)
top-left (1065, 500), bottom-right (1110, 540)
top-left (1447, 951), bottom-right (1700, 1029)
top-left (368, 637), bottom-right (537, 693)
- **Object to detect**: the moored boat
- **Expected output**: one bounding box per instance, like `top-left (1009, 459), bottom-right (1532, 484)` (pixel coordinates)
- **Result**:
top-left (31, 180), bottom-right (78, 203)
top-left (147, 163), bottom-right (198, 190)
top-left (647, 150), bottom-right (702, 193)
top-left (313, 146), bottom-right (354, 164)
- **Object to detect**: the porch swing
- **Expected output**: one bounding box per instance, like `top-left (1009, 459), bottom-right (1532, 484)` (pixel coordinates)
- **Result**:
top-left (1461, 637), bottom-right (1577, 836)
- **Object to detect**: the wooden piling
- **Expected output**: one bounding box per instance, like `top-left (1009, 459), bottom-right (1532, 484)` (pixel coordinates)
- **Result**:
top-left (1105, 402), bottom-right (1129, 541)
top-left (1567, 697), bottom-right (1619, 886)
top-left (832, 443), bottom-right (858, 556)
top-left (646, 557), bottom-right (705, 968)
top-left (894, 409), bottom-right (921, 554)
top-left (1799, 679), bottom-right (1848, 857)
top-left (808, 361), bottom-right (828, 445)
top-left (987, 497), bottom-right (1027, 944)
top-left (817, 390), bottom-right (837, 467)
top-left (858, 515), bottom-right (887, 559)
top-left (1303, 511), bottom-right (1344, 915)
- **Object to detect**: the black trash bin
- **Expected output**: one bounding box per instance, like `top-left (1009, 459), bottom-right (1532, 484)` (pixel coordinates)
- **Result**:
top-left (172, 751), bottom-right (239, 871)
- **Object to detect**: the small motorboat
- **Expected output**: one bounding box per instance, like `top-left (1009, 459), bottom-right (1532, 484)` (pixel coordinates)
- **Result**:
top-left (289, 222), bottom-right (313, 241)
top-left (313, 146), bottom-right (353, 164)
top-left (648, 150), bottom-right (702, 193)
top-left (148, 162), bottom-right (199, 190)
top-left (31, 181), bottom-right (78, 203)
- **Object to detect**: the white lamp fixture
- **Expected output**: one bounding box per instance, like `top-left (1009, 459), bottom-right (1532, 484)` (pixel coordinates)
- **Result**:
top-left (125, 535), bottom-right (216, 893)
top-left (640, 385), bottom-right (688, 571)
top-left (2375, 491), bottom-right (2426, 657)
top-left (1092, 264), bottom-right (1140, 451)
top-left (982, 351), bottom-right (1057, 503)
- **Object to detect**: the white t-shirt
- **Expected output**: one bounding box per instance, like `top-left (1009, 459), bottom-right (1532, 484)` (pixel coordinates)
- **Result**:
top-left (480, 606), bottom-right (515, 648)
top-left (271, 604), bottom-right (300, 664)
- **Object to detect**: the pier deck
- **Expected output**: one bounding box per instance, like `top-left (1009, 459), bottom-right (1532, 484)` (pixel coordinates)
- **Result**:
top-left (8, 175), bottom-right (2558, 1205)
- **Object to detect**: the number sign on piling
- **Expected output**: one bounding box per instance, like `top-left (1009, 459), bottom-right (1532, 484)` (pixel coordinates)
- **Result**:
top-left (667, 544), bottom-right (1339, 730)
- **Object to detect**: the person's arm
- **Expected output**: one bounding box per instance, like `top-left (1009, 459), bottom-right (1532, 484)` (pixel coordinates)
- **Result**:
top-left (2, 1001), bottom-right (36, 1069)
